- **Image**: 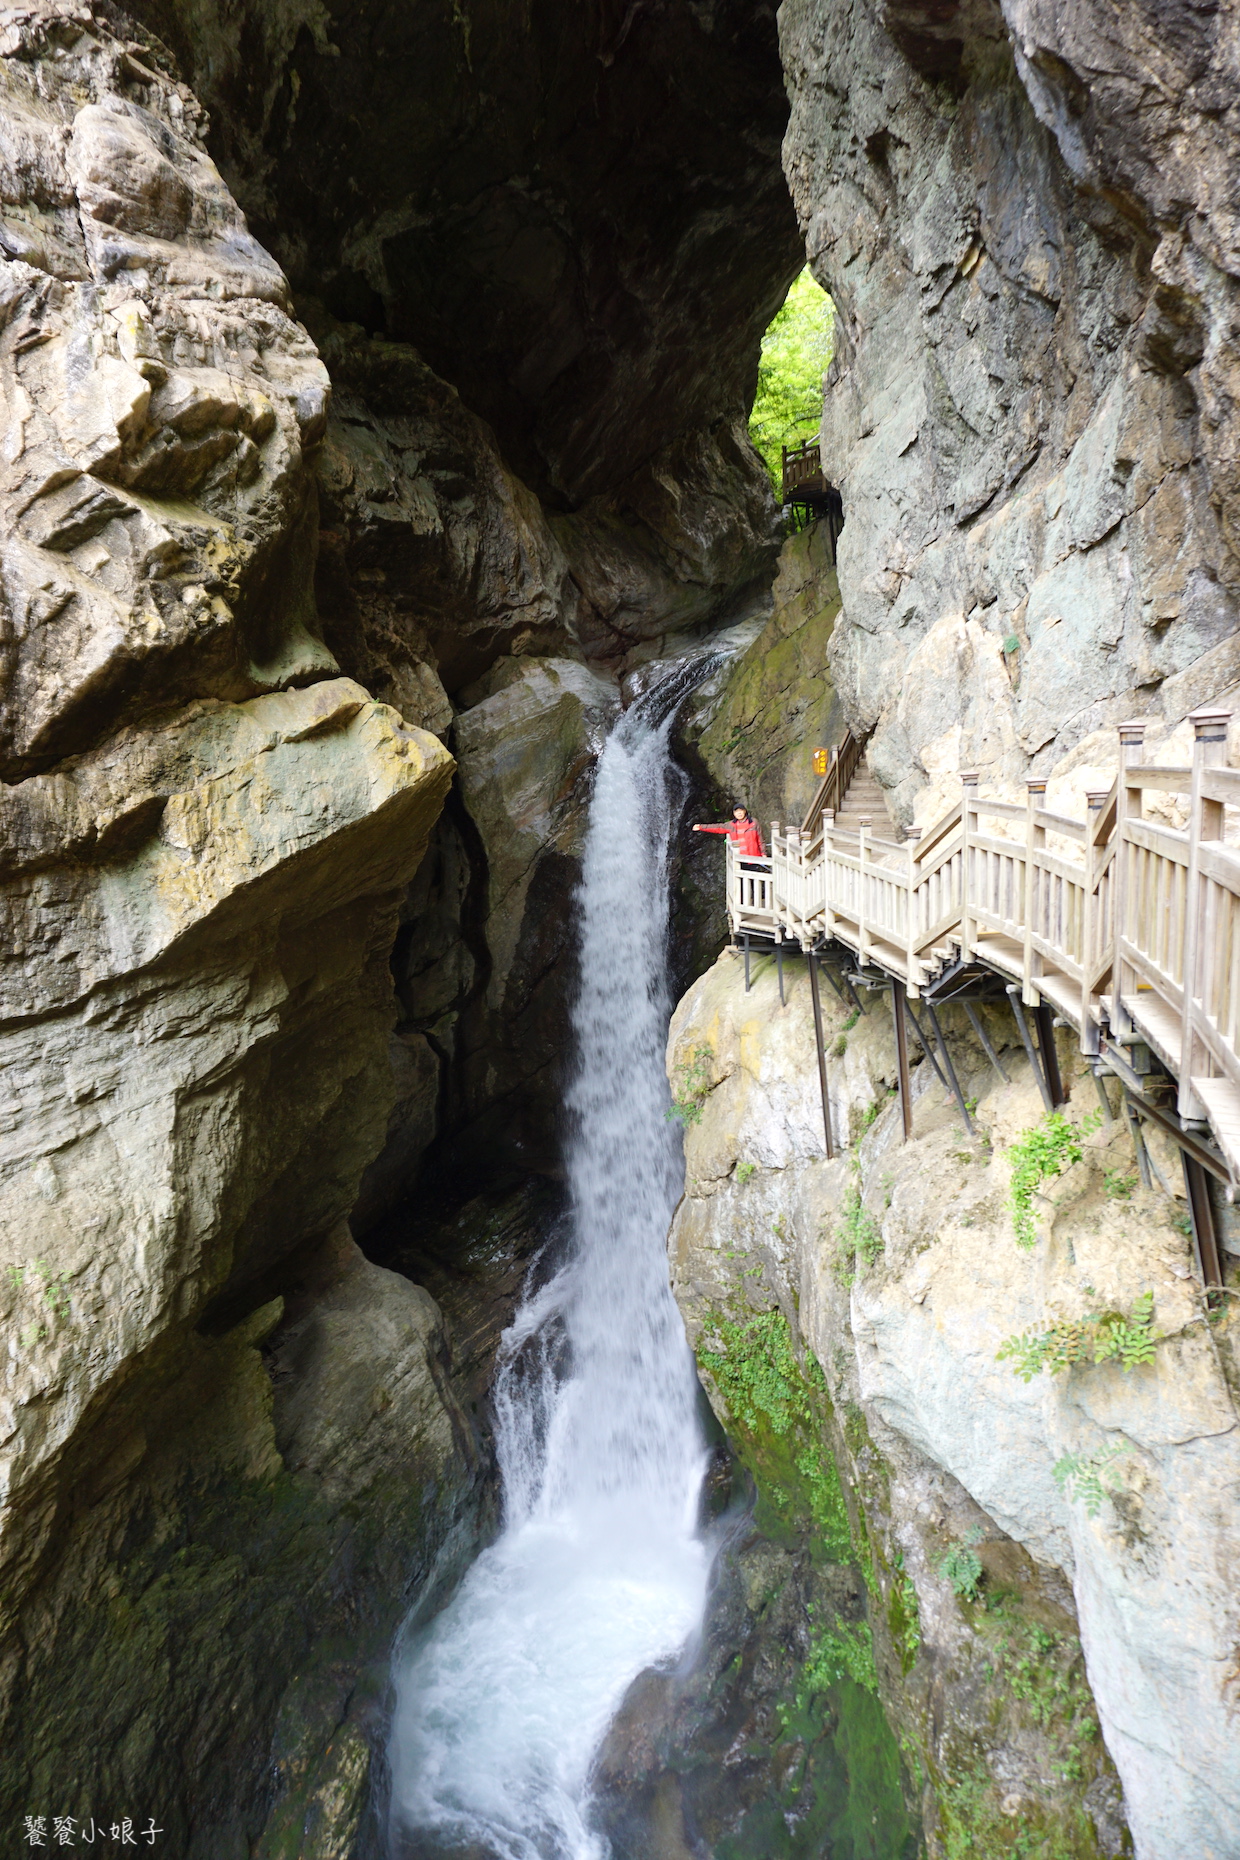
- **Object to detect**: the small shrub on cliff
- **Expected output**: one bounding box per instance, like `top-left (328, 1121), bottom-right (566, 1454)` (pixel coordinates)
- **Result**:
top-left (997, 1290), bottom-right (1158, 1381)
top-left (666, 1043), bottom-right (714, 1127)
top-left (1005, 1110), bottom-right (1099, 1248)
top-left (734, 1159), bottom-right (756, 1184)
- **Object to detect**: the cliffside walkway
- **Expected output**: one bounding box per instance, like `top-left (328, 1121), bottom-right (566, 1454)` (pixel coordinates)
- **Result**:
top-left (727, 710), bottom-right (1240, 1289)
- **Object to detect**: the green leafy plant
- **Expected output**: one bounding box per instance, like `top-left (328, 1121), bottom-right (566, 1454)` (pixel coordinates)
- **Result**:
top-left (666, 1043), bottom-right (714, 1127)
top-left (997, 1290), bottom-right (1158, 1381)
top-left (748, 269), bottom-right (836, 489)
top-left (789, 1615), bottom-right (879, 1718)
top-left (888, 1554), bottom-right (921, 1672)
top-left (1006, 1110), bottom-right (1099, 1248)
top-left (1002, 634), bottom-right (1021, 655)
top-left (699, 1309), bottom-right (852, 1561)
top-left (1104, 1170), bottom-right (1137, 1199)
top-left (1053, 1442), bottom-right (1130, 1518)
top-left (834, 1166), bottom-right (883, 1283)
top-left (937, 1526), bottom-right (984, 1602)
top-left (734, 1160), bottom-right (756, 1185)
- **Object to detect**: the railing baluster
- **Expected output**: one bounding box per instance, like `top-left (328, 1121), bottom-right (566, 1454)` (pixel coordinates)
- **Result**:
top-left (1179, 708), bottom-right (1230, 1120)
top-left (960, 772), bottom-right (978, 961)
top-left (1112, 722), bottom-right (1148, 1038)
top-left (1023, 779), bottom-right (1046, 1006)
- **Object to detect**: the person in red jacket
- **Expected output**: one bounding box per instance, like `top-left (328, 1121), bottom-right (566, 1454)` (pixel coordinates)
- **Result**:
top-left (693, 805), bottom-right (765, 859)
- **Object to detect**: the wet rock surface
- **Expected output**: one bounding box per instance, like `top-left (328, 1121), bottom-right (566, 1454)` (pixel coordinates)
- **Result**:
top-left (591, 1482), bottom-right (916, 1860)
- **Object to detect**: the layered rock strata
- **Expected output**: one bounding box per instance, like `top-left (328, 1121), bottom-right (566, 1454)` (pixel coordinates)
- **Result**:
top-left (668, 949), bottom-right (1239, 1858)
top-left (0, 6), bottom-right (474, 1843)
top-left (781, 0), bottom-right (1240, 824)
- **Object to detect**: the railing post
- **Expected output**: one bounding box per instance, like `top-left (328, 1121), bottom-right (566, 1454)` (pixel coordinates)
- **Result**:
top-left (960, 772), bottom-right (978, 961)
top-left (858, 818), bottom-right (870, 966)
top-left (1112, 721), bottom-right (1148, 1038)
top-left (822, 809), bottom-right (836, 942)
top-left (905, 826), bottom-right (922, 998)
top-left (1022, 777), bottom-right (1047, 1006)
top-left (1081, 789), bottom-right (1109, 1055)
top-left (771, 822), bottom-right (780, 937)
top-left (1178, 707), bottom-right (1231, 1122)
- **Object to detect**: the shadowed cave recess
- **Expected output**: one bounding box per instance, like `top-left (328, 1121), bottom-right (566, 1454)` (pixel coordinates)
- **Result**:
top-left (5, 0), bottom-right (1240, 1855)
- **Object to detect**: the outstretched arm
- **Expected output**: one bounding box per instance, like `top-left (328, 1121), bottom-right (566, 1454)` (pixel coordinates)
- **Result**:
top-left (693, 823), bottom-right (730, 836)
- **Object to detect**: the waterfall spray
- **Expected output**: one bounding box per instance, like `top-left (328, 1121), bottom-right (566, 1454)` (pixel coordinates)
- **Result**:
top-left (388, 663), bottom-right (712, 1860)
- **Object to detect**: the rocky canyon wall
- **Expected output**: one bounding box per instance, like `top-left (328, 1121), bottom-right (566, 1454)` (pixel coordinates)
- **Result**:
top-left (668, 950), bottom-right (1238, 1858)
top-left (781, 0), bottom-right (1240, 825)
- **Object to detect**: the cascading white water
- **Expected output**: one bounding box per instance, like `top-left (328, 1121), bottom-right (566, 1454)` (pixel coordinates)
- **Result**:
top-left (388, 668), bottom-right (712, 1860)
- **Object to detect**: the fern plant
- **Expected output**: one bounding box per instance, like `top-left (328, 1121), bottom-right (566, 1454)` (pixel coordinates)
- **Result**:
top-left (997, 1290), bottom-right (1158, 1381)
top-left (937, 1527), bottom-right (984, 1601)
top-left (1053, 1443), bottom-right (1130, 1518)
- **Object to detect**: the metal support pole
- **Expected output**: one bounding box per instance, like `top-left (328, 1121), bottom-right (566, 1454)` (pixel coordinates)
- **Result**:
top-left (1034, 1000), bottom-right (1067, 1107)
top-left (904, 1000), bottom-right (949, 1091)
top-left (808, 953), bottom-right (836, 1160)
top-left (776, 940), bottom-right (785, 1006)
top-left (843, 971), bottom-right (867, 1017)
top-left (1007, 986), bottom-right (1054, 1113)
top-left (1182, 1150), bottom-right (1225, 1292)
top-left (743, 933), bottom-right (751, 993)
top-left (891, 978), bottom-right (914, 1142)
top-left (963, 1000), bottom-right (1009, 1084)
top-left (1091, 1069), bottom-right (1115, 1125)
top-left (817, 955), bottom-right (848, 1006)
top-left (1121, 1095), bottom-right (1152, 1189)
top-left (924, 1001), bottom-right (975, 1136)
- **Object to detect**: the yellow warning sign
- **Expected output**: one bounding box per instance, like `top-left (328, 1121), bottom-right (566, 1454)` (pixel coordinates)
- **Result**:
top-left (812, 747), bottom-right (829, 776)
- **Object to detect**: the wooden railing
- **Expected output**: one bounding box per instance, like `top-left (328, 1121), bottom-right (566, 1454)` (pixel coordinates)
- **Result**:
top-left (724, 708), bottom-right (1240, 1185)
top-left (801, 728), bottom-right (865, 837)
top-left (782, 437), bottom-right (826, 499)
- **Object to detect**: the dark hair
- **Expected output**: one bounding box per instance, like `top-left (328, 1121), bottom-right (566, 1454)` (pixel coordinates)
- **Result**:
top-left (732, 803), bottom-right (750, 817)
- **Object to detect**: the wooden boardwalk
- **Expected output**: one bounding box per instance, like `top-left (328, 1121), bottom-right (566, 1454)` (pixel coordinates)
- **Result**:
top-left (725, 710), bottom-right (1240, 1286)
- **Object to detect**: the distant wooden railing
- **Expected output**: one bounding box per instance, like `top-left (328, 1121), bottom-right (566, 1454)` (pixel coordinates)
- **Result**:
top-left (801, 728), bottom-right (865, 838)
top-left (724, 708), bottom-right (1240, 1186)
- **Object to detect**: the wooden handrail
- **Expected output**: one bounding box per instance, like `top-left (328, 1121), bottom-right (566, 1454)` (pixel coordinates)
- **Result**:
top-left (802, 728), bottom-right (866, 837)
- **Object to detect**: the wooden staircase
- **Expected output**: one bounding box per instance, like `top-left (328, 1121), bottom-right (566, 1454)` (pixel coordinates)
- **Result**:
top-left (801, 731), bottom-right (897, 841)
top-left (832, 757), bottom-right (896, 838)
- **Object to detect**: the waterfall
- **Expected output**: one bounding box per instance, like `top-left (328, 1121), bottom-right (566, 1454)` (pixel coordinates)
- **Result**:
top-left (388, 664), bottom-right (712, 1860)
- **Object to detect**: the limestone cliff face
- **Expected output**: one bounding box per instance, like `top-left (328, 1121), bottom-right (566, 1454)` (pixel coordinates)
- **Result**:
top-left (0, 5), bottom-right (471, 1843)
top-left (668, 952), bottom-right (1239, 1858)
top-left (781, 0), bottom-right (1240, 824)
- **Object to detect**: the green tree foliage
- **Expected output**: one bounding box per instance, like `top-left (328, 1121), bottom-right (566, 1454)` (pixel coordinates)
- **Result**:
top-left (748, 268), bottom-right (835, 490)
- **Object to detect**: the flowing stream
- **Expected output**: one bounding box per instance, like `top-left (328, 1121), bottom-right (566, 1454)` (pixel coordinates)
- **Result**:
top-left (388, 664), bottom-right (713, 1859)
